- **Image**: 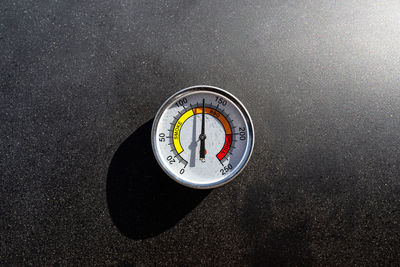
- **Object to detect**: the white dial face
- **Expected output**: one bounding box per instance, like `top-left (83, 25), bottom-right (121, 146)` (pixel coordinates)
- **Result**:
top-left (152, 86), bottom-right (254, 189)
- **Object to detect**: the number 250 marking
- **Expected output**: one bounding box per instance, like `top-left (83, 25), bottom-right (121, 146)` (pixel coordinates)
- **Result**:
top-left (220, 164), bottom-right (233, 175)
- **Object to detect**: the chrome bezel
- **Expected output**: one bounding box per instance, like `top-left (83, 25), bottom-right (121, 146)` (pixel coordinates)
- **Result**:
top-left (151, 85), bottom-right (254, 189)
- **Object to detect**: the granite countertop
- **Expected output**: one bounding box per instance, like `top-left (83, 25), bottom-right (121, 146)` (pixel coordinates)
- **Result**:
top-left (1, 0), bottom-right (399, 265)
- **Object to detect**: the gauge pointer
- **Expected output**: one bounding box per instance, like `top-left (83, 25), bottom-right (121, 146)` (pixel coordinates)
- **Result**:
top-left (199, 99), bottom-right (206, 162)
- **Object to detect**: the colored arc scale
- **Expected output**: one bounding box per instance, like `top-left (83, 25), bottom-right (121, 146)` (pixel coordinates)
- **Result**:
top-left (152, 85), bottom-right (254, 189)
top-left (172, 100), bottom-right (233, 161)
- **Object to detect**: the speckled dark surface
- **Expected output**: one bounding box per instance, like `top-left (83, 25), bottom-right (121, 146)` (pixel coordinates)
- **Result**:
top-left (1, 0), bottom-right (400, 265)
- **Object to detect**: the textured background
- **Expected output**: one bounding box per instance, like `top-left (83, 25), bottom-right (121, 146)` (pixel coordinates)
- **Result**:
top-left (1, 0), bottom-right (400, 265)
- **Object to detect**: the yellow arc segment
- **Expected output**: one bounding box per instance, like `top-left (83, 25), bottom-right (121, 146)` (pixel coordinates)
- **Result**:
top-left (173, 109), bottom-right (194, 154)
top-left (172, 107), bottom-right (232, 154)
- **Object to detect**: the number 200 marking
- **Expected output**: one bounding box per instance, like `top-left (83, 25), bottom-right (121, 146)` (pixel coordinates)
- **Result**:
top-left (239, 127), bottom-right (246, 140)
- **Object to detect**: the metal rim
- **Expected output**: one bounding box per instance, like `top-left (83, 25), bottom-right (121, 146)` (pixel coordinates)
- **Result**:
top-left (151, 85), bottom-right (255, 189)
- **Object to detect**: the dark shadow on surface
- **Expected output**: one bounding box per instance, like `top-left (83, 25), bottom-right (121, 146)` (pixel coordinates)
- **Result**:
top-left (107, 119), bottom-right (211, 240)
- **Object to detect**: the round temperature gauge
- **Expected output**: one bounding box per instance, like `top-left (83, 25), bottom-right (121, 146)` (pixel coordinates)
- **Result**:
top-left (151, 85), bottom-right (254, 189)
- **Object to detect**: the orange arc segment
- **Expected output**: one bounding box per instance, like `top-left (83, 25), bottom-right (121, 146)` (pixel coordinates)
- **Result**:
top-left (192, 107), bottom-right (232, 135)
